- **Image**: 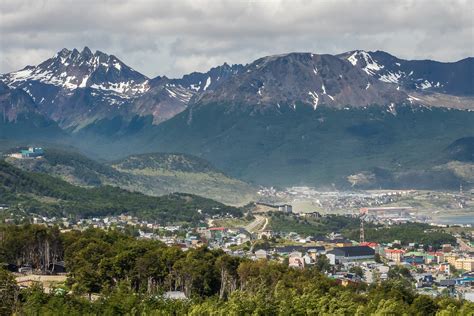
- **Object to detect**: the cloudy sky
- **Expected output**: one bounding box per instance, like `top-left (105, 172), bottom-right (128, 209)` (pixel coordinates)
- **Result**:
top-left (0, 0), bottom-right (472, 78)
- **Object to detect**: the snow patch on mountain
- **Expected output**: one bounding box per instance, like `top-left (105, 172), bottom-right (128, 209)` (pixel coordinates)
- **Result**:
top-left (308, 91), bottom-right (319, 110)
top-left (90, 80), bottom-right (149, 96)
top-left (419, 80), bottom-right (432, 89)
top-left (360, 51), bottom-right (384, 75)
top-left (379, 71), bottom-right (403, 84)
top-left (203, 77), bottom-right (211, 91)
top-left (2, 48), bottom-right (150, 99)
top-left (347, 52), bottom-right (358, 66)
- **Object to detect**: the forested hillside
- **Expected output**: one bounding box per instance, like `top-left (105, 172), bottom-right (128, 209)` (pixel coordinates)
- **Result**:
top-left (0, 160), bottom-right (241, 222)
top-left (6, 149), bottom-right (256, 205)
top-left (0, 226), bottom-right (472, 315)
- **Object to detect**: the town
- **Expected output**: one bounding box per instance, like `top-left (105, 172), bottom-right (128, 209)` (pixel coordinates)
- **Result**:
top-left (2, 200), bottom-right (473, 303)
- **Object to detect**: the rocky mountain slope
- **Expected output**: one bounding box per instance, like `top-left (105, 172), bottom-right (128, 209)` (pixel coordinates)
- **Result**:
top-left (194, 53), bottom-right (408, 110)
top-left (171, 63), bottom-right (244, 93)
top-left (1, 48), bottom-right (472, 131)
top-left (1, 48), bottom-right (473, 189)
top-left (0, 82), bottom-right (66, 142)
top-left (0, 47), bottom-right (194, 129)
top-left (339, 50), bottom-right (474, 96)
top-left (0, 82), bottom-right (39, 121)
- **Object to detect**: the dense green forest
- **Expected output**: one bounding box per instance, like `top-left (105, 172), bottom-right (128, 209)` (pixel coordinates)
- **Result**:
top-left (268, 214), bottom-right (456, 249)
top-left (1, 225), bottom-right (473, 315)
top-left (343, 223), bottom-right (457, 249)
top-left (268, 213), bottom-right (363, 236)
top-left (0, 160), bottom-right (241, 222)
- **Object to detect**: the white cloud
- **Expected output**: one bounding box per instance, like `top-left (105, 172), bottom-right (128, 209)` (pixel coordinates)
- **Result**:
top-left (0, 0), bottom-right (472, 77)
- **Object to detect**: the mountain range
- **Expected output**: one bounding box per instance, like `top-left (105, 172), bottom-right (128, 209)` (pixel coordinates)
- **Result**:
top-left (1, 47), bottom-right (473, 189)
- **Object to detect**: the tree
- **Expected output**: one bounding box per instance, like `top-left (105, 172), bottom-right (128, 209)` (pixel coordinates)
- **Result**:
top-left (0, 268), bottom-right (19, 316)
top-left (100, 281), bottom-right (141, 315)
top-left (216, 255), bottom-right (241, 299)
top-left (66, 239), bottom-right (112, 298)
top-left (315, 255), bottom-right (331, 273)
top-left (173, 247), bottom-right (220, 297)
top-left (388, 266), bottom-right (413, 281)
top-left (371, 298), bottom-right (409, 315)
top-left (409, 295), bottom-right (438, 316)
top-left (349, 266), bottom-right (364, 278)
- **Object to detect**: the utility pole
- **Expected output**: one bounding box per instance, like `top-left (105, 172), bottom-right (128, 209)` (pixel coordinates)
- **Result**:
top-left (359, 215), bottom-right (365, 243)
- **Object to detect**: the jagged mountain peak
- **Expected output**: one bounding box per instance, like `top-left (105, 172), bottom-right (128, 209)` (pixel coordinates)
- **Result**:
top-left (173, 62), bottom-right (244, 92)
top-left (338, 50), bottom-right (474, 96)
top-left (0, 47), bottom-right (472, 134)
top-left (3, 47), bottom-right (149, 95)
top-left (195, 51), bottom-right (408, 110)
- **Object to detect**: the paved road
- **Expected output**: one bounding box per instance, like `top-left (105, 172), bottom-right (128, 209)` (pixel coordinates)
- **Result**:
top-left (245, 215), bottom-right (268, 232)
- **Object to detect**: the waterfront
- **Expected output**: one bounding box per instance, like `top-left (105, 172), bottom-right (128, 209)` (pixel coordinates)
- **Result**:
top-left (433, 214), bottom-right (474, 226)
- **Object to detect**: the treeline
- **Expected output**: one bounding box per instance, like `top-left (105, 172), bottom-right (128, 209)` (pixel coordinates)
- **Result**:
top-left (1, 225), bottom-right (473, 315)
top-left (0, 160), bottom-right (241, 222)
top-left (0, 225), bottom-right (63, 272)
top-left (269, 213), bottom-right (362, 236)
top-left (343, 223), bottom-right (457, 249)
top-left (268, 213), bottom-right (456, 250)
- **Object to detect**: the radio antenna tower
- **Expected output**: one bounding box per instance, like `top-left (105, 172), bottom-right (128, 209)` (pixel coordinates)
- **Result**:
top-left (359, 216), bottom-right (365, 243)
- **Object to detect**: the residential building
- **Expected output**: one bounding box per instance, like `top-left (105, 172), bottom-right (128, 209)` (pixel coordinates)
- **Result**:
top-left (442, 244), bottom-right (453, 253)
top-left (403, 251), bottom-right (426, 265)
top-left (288, 251), bottom-right (305, 268)
top-left (455, 258), bottom-right (474, 272)
top-left (11, 147), bottom-right (45, 159)
top-left (384, 249), bottom-right (405, 263)
top-left (445, 254), bottom-right (460, 266)
top-left (163, 291), bottom-right (187, 300)
top-left (278, 204), bottom-right (293, 213)
top-left (327, 246), bottom-right (375, 265)
top-left (255, 249), bottom-right (269, 260)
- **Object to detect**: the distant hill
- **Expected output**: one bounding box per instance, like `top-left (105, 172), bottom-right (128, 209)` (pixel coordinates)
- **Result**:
top-left (0, 159), bottom-right (241, 222)
top-left (110, 153), bottom-right (256, 205)
top-left (445, 137), bottom-right (474, 162)
top-left (6, 149), bottom-right (256, 205)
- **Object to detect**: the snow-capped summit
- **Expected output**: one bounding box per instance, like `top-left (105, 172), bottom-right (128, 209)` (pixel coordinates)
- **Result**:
top-left (2, 47), bottom-right (149, 97)
top-left (338, 50), bottom-right (474, 96)
top-left (195, 52), bottom-right (408, 110)
top-left (0, 47), bottom-right (472, 130)
top-left (344, 50), bottom-right (385, 75)
top-left (0, 47), bottom-right (194, 128)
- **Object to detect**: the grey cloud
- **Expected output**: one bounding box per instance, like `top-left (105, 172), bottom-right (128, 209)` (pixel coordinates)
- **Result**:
top-left (0, 0), bottom-right (472, 78)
